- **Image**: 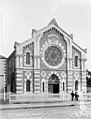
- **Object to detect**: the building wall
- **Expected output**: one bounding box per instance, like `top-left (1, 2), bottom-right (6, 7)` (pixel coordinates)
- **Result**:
top-left (7, 20), bottom-right (87, 95)
top-left (39, 28), bottom-right (67, 94)
top-left (7, 51), bottom-right (16, 93)
top-left (15, 42), bottom-right (34, 93)
top-left (0, 56), bottom-right (7, 93)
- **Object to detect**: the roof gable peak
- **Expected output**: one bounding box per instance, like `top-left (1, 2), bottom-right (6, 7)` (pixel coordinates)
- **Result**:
top-left (48, 18), bottom-right (58, 26)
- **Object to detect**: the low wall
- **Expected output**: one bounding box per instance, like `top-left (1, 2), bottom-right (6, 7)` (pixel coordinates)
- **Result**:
top-left (0, 93), bottom-right (9, 102)
top-left (9, 93), bottom-right (71, 104)
top-left (2, 92), bottom-right (91, 104)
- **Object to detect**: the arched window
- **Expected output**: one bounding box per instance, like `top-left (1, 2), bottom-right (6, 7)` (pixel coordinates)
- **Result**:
top-left (74, 56), bottom-right (78, 67)
top-left (63, 82), bottom-right (65, 91)
top-left (26, 80), bottom-right (30, 92)
top-left (43, 82), bottom-right (44, 92)
top-left (26, 52), bottom-right (30, 65)
top-left (75, 80), bottom-right (78, 92)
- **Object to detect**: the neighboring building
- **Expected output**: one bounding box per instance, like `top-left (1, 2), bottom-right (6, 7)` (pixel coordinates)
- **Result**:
top-left (0, 55), bottom-right (7, 93)
top-left (6, 18), bottom-right (87, 100)
top-left (86, 70), bottom-right (91, 92)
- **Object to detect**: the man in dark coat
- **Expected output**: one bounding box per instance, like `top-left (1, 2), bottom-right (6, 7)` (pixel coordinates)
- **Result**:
top-left (71, 91), bottom-right (74, 101)
top-left (75, 92), bottom-right (79, 101)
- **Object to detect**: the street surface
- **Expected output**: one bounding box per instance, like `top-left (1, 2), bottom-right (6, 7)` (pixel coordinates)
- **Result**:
top-left (0, 104), bottom-right (91, 119)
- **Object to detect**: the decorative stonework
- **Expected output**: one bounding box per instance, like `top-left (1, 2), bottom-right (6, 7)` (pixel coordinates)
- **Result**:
top-left (40, 36), bottom-right (66, 69)
top-left (41, 78), bottom-right (46, 93)
top-left (74, 72), bottom-right (79, 78)
top-left (61, 71), bottom-right (66, 78)
top-left (25, 71), bottom-right (31, 79)
top-left (72, 46), bottom-right (81, 69)
top-left (44, 46), bottom-right (62, 66)
top-left (23, 42), bottom-right (34, 67)
top-left (6, 19), bottom-right (87, 95)
top-left (41, 71), bottom-right (46, 77)
top-left (73, 53), bottom-right (80, 68)
top-left (41, 78), bottom-right (45, 82)
top-left (47, 71), bottom-right (61, 80)
top-left (62, 79), bottom-right (66, 92)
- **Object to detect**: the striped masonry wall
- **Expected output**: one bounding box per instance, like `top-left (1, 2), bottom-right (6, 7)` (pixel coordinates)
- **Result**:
top-left (0, 58), bottom-right (7, 93)
top-left (16, 69), bottom-right (23, 93)
top-left (67, 71), bottom-right (73, 93)
top-left (81, 71), bottom-right (87, 92)
top-left (34, 70), bottom-right (40, 93)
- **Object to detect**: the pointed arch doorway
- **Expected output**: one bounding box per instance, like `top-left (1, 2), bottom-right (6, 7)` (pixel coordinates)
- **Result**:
top-left (48, 74), bottom-right (59, 94)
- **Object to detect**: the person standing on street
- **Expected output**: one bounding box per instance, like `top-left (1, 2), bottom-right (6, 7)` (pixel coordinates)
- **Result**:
top-left (71, 91), bottom-right (74, 101)
top-left (75, 92), bottom-right (79, 101)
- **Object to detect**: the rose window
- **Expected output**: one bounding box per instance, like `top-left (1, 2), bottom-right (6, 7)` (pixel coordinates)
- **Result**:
top-left (44, 46), bottom-right (62, 66)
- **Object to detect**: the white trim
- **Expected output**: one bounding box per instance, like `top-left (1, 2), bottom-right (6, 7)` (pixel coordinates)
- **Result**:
top-left (41, 71), bottom-right (46, 77)
top-left (62, 79), bottom-right (66, 92)
top-left (47, 71), bottom-right (61, 80)
top-left (74, 79), bottom-right (80, 93)
top-left (47, 72), bottom-right (61, 93)
top-left (73, 53), bottom-right (80, 68)
top-left (38, 58), bottom-right (40, 68)
top-left (24, 79), bottom-right (26, 93)
top-left (24, 78), bottom-right (32, 93)
top-left (41, 44), bottom-right (65, 69)
top-left (41, 78), bottom-right (46, 93)
top-left (24, 50), bottom-right (33, 67)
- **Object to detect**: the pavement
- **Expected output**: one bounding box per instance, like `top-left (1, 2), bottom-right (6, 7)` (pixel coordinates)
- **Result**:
top-left (0, 101), bottom-right (79, 110)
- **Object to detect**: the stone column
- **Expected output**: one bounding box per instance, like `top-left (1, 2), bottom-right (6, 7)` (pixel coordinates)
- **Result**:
top-left (67, 71), bottom-right (73, 93)
top-left (81, 71), bottom-right (87, 93)
top-left (81, 58), bottom-right (87, 93)
top-left (67, 58), bottom-right (73, 93)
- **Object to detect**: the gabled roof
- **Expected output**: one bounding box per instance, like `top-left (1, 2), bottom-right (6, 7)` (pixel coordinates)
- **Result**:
top-left (14, 18), bottom-right (86, 53)
top-left (48, 18), bottom-right (58, 26)
top-left (48, 18), bottom-right (73, 39)
top-left (48, 18), bottom-right (86, 53)
top-left (0, 55), bottom-right (7, 59)
top-left (72, 41), bottom-right (87, 53)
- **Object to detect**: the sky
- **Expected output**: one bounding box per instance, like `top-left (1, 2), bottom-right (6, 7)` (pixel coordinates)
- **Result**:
top-left (0, 0), bottom-right (91, 70)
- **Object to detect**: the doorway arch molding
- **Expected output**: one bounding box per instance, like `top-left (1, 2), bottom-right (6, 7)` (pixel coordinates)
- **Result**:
top-left (47, 71), bottom-right (61, 82)
top-left (46, 71), bottom-right (62, 94)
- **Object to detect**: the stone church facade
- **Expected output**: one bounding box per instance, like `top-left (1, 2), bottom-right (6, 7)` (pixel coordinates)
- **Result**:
top-left (7, 18), bottom-right (87, 96)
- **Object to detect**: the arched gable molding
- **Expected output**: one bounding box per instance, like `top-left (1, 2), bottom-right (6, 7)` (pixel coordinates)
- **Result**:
top-left (47, 71), bottom-right (61, 82)
top-left (62, 78), bottom-right (66, 83)
top-left (73, 52), bottom-right (80, 58)
top-left (36, 24), bottom-right (72, 45)
top-left (41, 78), bottom-right (46, 83)
top-left (25, 49), bottom-right (31, 53)
top-left (36, 25), bottom-right (71, 57)
top-left (40, 37), bottom-right (66, 69)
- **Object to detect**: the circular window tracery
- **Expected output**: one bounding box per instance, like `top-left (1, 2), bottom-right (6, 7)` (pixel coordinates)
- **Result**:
top-left (44, 46), bottom-right (62, 66)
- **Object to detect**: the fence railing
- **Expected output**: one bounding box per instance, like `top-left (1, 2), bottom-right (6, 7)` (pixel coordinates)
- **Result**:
top-left (1, 92), bottom-right (91, 103)
top-left (81, 93), bottom-right (91, 101)
top-left (0, 93), bottom-right (9, 101)
top-left (9, 92), bottom-right (71, 103)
